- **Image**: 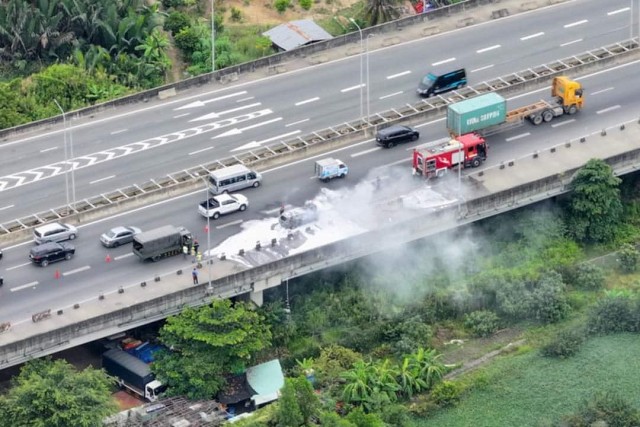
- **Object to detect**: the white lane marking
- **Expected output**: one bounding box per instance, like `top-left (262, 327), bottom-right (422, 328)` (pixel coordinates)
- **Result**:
top-left (10, 281), bottom-right (39, 292)
top-left (560, 38), bottom-right (582, 47)
top-left (505, 132), bottom-right (531, 142)
top-left (351, 147), bottom-right (381, 157)
top-left (214, 117), bottom-right (282, 138)
top-left (286, 118), bottom-right (309, 127)
top-left (295, 97), bottom-right (319, 106)
top-left (386, 71), bottom-right (411, 79)
top-left (431, 57), bottom-right (456, 66)
top-left (231, 130), bottom-right (302, 152)
top-left (190, 102), bottom-right (262, 122)
top-left (476, 44), bottom-right (501, 54)
top-left (40, 147), bottom-right (58, 153)
top-left (188, 146), bottom-right (215, 156)
top-left (110, 129), bottom-right (128, 135)
top-left (89, 175), bottom-right (115, 185)
top-left (236, 96), bottom-right (255, 102)
top-left (114, 253), bottom-right (134, 261)
top-left (380, 91), bottom-right (403, 100)
top-left (564, 19), bottom-right (588, 28)
top-left (551, 119), bottom-right (576, 128)
top-left (175, 91), bottom-right (248, 110)
top-left (341, 84), bottom-right (365, 93)
top-left (608, 7), bottom-right (630, 15)
top-left (216, 219), bottom-right (243, 229)
top-left (591, 87), bottom-right (614, 95)
top-left (173, 113), bottom-right (189, 119)
top-left (520, 32), bottom-right (544, 41)
top-left (0, 204), bottom-right (14, 211)
top-left (597, 105), bottom-right (621, 114)
top-left (62, 266), bottom-right (91, 276)
top-left (6, 262), bottom-right (31, 271)
top-left (470, 64), bottom-right (494, 73)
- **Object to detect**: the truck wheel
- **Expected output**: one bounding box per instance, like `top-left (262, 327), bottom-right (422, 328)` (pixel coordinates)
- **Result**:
top-left (239, 204), bottom-right (247, 211)
top-left (252, 181), bottom-right (261, 188)
top-left (471, 157), bottom-right (481, 168)
top-left (568, 104), bottom-right (578, 115)
top-left (213, 212), bottom-right (220, 220)
top-left (542, 110), bottom-right (554, 123)
top-left (531, 114), bottom-right (543, 126)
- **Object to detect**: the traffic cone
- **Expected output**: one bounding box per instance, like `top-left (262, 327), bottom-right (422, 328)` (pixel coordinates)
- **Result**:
top-left (54, 269), bottom-right (61, 280)
top-left (204, 225), bottom-right (209, 233)
top-left (105, 254), bottom-right (112, 263)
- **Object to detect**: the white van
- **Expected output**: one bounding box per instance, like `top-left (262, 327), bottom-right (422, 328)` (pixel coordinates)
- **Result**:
top-left (208, 165), bottom-right (262, 195)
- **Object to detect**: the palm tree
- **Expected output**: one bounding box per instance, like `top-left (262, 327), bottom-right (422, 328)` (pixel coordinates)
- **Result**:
top-left (364, 0), bottom-right (401, 27)
top-left (410, 347), bottom-right (446, 390)
top-left (341, 360), bottom-right (375, 406)
top-left (397, 356), bottom-right (428, 397)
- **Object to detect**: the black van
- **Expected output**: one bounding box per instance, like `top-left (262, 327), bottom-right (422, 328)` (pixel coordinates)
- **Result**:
top-left (417, 68), bottom-right (467, 97)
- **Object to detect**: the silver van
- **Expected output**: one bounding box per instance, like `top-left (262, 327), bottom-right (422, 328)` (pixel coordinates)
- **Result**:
top-left (33, 222), bottom-right (78, 244)
top-left (208, 165), bottom-right (262, 195)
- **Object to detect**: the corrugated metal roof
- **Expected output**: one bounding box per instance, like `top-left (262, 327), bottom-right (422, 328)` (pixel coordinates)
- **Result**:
top-left (449, 92), bottom-right (506, 114)
top-left (263, 20), bottom-right (332, 51)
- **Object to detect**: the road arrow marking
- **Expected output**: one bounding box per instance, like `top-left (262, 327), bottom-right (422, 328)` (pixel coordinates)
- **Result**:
top-left (231, 130), bottom-right (301, 152)
top-left (190, 103), bottom-right (262, 122)
top-left (175, 91), bottom-right (248, 110)
top-left (214, 117), bottom-right (283, 139)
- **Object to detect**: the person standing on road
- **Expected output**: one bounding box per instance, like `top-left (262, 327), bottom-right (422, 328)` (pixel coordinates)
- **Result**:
top-left (182, 244), bottom-right (188, 259)
top-left (192, 268), bottom-right (199, 284)
top-left (193, 239), bottom-right (199, 254)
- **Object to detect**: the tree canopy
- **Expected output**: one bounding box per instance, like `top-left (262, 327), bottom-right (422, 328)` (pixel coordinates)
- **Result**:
top-left (152, 299), bottom-right (272, 399)
top-left (0, 358), bottom-right (117, 427)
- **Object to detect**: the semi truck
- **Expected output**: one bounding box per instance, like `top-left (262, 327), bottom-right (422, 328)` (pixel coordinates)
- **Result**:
top-left (413, 76), bottom-right (584, 178)
top-left (102, 349), bottom-right (165, 402)
top-left (132, 225), bottom-right (193, 261)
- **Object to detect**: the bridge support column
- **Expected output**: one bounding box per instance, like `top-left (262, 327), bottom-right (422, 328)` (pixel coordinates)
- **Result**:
top-left (248, 274), bottom-right (282, 307)
top-left (249, 290), bottom-right (264, 307)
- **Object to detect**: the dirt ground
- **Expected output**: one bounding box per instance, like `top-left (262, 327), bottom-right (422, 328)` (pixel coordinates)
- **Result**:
top-left (219, 0), bottom-right (363, 26)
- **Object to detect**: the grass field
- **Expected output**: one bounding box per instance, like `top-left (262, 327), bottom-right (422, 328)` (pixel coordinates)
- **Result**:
top-left (417, 334), bottom-right (640, 427)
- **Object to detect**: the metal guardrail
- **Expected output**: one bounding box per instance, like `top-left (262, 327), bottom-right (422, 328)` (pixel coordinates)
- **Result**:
top-left (0, 39), bottom-right (638, 240)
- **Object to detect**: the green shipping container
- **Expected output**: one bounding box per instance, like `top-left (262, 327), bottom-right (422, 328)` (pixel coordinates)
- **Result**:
top-left (447, 93), bottom-right (507, 136)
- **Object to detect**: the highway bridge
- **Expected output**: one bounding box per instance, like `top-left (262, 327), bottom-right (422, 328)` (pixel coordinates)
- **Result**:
top-left (1, 0), bottom-right (640, 367)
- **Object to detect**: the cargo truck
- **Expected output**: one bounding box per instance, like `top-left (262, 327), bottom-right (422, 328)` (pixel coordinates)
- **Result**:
top-left (102, 349), bottom-right (165, 402)
top-left (413, 76), bottom-right (584, 178)
top-left (314, 158), bottom-right (349, 182)
top-left (132, 225), bottom-right (193, 262)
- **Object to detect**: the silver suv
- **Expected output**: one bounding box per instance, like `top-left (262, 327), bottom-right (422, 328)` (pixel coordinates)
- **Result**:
top-left (33, 222), bottom-right (78, 245)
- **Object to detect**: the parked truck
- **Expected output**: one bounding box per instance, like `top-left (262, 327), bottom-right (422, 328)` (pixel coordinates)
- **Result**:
top-left (102, 349), bottom-right (165, 402)
top-left (314, 158), bottom-right (348, 182)
top-left (132, 225), bottom-right (193, 261)
top-left (198, 193), bottom-right (249, 219)
top-left (413, 76), bottom-right (584, 178)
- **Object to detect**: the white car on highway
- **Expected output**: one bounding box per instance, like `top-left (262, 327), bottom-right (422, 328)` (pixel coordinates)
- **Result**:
top-left (198, 193), bottom-right (249, 219)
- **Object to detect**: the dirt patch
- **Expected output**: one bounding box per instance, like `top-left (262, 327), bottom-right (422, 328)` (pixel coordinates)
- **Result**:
top-left (218, 0), bottom-right (362, 26)
top-left (438, 327), bottom-right (525, 366)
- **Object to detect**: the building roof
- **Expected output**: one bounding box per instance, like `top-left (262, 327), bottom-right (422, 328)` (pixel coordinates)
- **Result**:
top-left (263, 20), bottom-right (332, 51)
top-left (246, 359), bottom-right (284, 405)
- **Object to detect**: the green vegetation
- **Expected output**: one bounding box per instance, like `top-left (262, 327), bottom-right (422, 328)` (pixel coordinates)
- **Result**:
top-left (0, 358), bottom-right (117, 427)
top-left (418, 335), bottom-right (640, 426)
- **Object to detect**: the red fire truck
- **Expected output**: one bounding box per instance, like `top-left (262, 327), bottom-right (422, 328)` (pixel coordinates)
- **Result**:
top-left (412, 133), bottom-right (487, 178)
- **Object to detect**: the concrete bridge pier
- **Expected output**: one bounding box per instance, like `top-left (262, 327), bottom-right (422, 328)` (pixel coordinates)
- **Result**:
top-left (248, 274), bottom-right (283, 307)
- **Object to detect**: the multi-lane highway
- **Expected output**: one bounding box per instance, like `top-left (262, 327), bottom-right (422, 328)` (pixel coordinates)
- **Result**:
top-left (0, 0), bottom-right (635, 221)
top-left (0, 0), bottom-right (638, 325)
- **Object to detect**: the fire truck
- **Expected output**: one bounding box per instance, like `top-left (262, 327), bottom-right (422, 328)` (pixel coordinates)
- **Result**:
top-left (412, 133), bottom-right (487, 178)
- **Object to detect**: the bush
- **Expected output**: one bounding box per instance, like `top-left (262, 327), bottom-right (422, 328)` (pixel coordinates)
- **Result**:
top-left (430, 381), bottom-right (462, 407)
top-left (464, 310), bottom-right (499, 337)
top-left (299, 0), bottom-right (313, 10)
top-left (230, 7), bottom-right (243, 22)
top-left (274, 0), bottom-right (291, 13)
top-left (174, 27), bottom-right (201, 55)
top-left (570, 263), bottom-right (606, 291)
top-left (561, 391), bottom-right (640, 427)
top-left (587, 295), bottom-right (636, 334)
top-left (618, 243), bottom-right (640, 273)
top-left (541, 328), bottom-right (585, 358)
top-left (164, 11), bottom-right (191, 35)
top-left (528, 271), bottom-right (571, 324)
top-left (379, 403), bottom-right (415, 427)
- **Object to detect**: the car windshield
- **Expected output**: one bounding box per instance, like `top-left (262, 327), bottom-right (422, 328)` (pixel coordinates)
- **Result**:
top-left (422, 73), bottom-right (437, 85)
top-left (105, 230), bottom-right (117, 238)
